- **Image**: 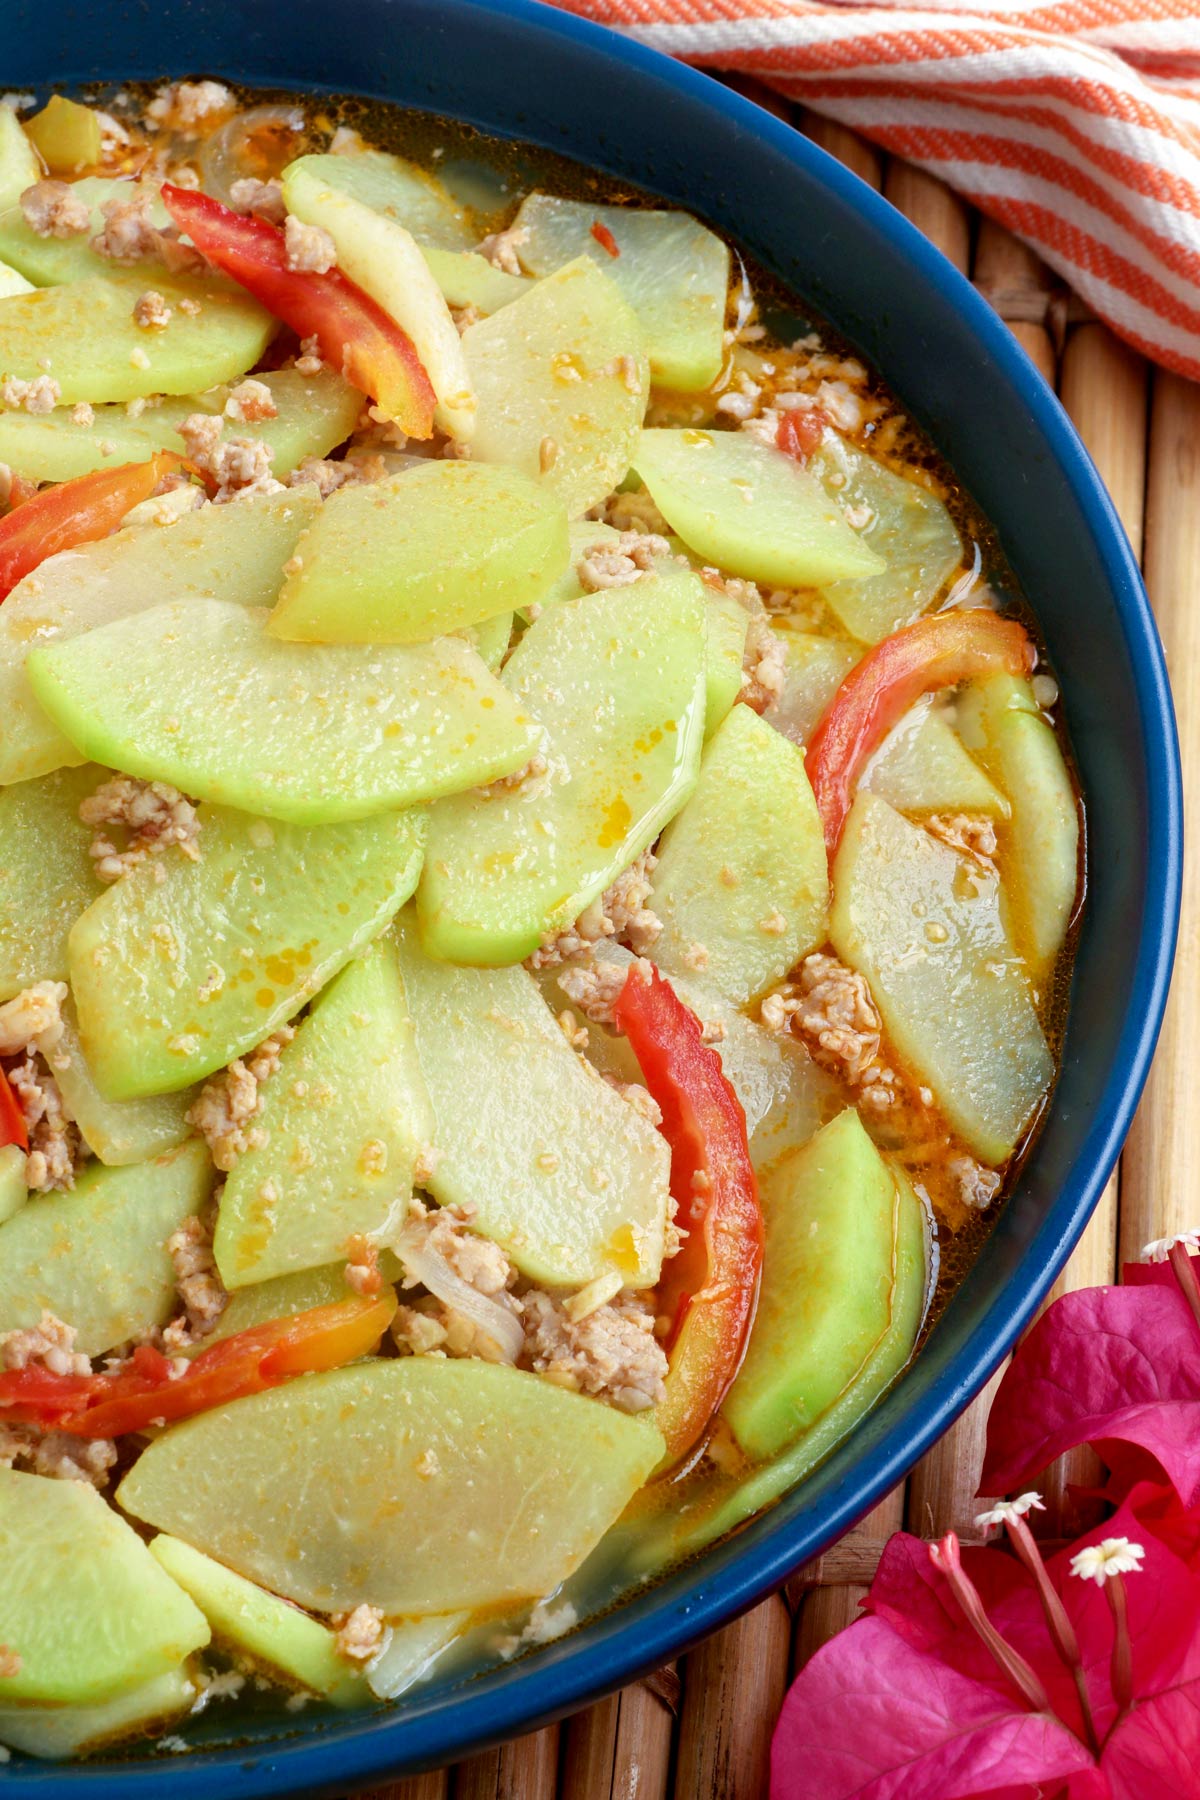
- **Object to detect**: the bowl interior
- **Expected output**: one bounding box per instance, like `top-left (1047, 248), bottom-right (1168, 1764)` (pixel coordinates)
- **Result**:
top-left (2, 1), bottom-right (1181, 1791)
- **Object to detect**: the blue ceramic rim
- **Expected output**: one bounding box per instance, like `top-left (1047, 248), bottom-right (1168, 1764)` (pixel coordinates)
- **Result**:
top-left (4, 1), bottom-right (1181, 1790)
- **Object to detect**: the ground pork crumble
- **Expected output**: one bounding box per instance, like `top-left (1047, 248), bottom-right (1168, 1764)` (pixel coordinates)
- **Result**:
top-left (190, 1668), bottom-right (246, 1714)
top-left (8, 1053), bottom-right (84, 1191)
top-left (926, 812), bottom-right (999, 867)
top-left (0, 980), bottom-right (88, 1192)
top-left (588, 487), bottom-right (671, 537)
top-left (224, 377), bottom-right (277, 424)
top-left (390, 1198), bottom-right (669, 1412)
top-left (0, 1421), bottom-right (117, 1489)
top-left (556, 952), bottom-right (652, 1026)
top-left (286, 451), bottom-right (388, 498)
top-left (19, 178), bottom-right (90, 238)
top-left (186, 1027), bottom-right (294, 1172)
top-left (602, 1074), bottom-right (663, 1128)
top-left (474, 750), bottom-right (548, 800)
top-left (178, 413), bottom-right (281, 502)
top-left (0, 1313), bottom-right (118, 1485)
top-left (294, 333), bottom-right (325, 376)
top-left (576, 530), bottom-right (669, 592)
top-left (344, 1233), bottom-right (383, 1297)
top-left (79, 775), bottom-right (201, 882)
top-left (714, 334), bottom-right (888, 446)
top-left (91, 190), bottom-right (157, 263)
top-left (165, 1208), bottom-right (228, 1345)
top-left (528, 851), bottom-right (662, 968)
top-left (0, 980), bottom-right (66, 1058)
top-left (146, 80), bottom-right (234, 133)
top-left (948, 1155), bottom-right (1003, 1211)
top-left (522, 1288), bottom-right (667, 1413)
top-left (477, 223), bottom-right (528, 274)
top-left (761, 952), bottom-right (898, 1111)
top-left (699, 566), bottom-right (763, 614)
top-left (1, 374), bottom-right (60, 415)
top-left (0, 1309), bottom-right (89, 1377)
top-left (228, 177), bottom-right (287, 226)
top-left (495, 1598), bottom-right (579, 1661)
top-left (391, 1198), bottom-right (524, 1362)
top-left (284, 214), bottom-right (336, 274)
top-left (89, 190), bottom-right (204, 274)
top-left (133, 289), bottom-right (172, 330)
top-left (333, 1604), bottom-right (386, 1664)
top-left (740, 613), bottom-right (788, 712)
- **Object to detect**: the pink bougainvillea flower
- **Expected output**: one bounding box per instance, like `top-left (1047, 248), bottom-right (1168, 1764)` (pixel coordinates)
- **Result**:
top-left (982, 1248), bottom-right (1200, 1504)
top-left (771, 1494), bottom-right (1200, 1800)
top-left (1116, 1479), bottom-right (1200, 1570)
top-left (770, 1611), bottom-right (1092, 1800)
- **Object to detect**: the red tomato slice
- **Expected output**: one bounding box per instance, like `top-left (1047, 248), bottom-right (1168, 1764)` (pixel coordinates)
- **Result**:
top-left (0, 453), bottom-right (188, 602)
top-left (614, 963), bottom-right (763, 1472)
top-left (805, 607), bottom-right (1036, 856)
top-left (0, 1292), bottom-right (397, 1437)
top-left (161, 185), bottom-right (436, 437)
top-left (775, 408), bottom-right (827, 463)
top-left (0, 1070), bottom-right (27, 1152)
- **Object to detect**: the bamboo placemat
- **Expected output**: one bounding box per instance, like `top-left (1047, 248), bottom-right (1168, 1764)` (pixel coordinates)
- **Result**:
top-left (354, 92), bottom-right (1194, 1800)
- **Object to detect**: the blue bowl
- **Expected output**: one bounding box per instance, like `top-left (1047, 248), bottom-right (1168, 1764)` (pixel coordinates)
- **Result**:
top-left (3, 1), bottom-right (1181, 1791)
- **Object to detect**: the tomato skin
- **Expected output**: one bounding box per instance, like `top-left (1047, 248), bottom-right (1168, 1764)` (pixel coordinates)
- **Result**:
top-left (0, 1363), bottom-right (93, 1425)
top-left (613, 964), bottom-right (762, 1472)
top-left (0, 1292), bottom-right (397, 1437)
top-left (0, 453), bottom-right (188, 602)
top-left (161, 185), bottom-right (436, 436)
top-left (0, 1070), bottom-right (27, 1151)
top-left (775, 408), bottom-right (827, 463)
top-left (805, 608), bottom-right (1036, 856)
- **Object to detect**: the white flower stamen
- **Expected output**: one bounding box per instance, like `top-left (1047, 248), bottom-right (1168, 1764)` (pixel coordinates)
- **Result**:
top-left (974, 1492), bottom-right (1046, 1535)
top-left (1140, 1231), bottom-right (1200, 1264)
top-left (1069, 1538), bottom-right (1146, 1586)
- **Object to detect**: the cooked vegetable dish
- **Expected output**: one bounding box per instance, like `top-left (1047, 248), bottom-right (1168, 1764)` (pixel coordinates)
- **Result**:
top-left (0, 80), bottom-right (1081, 1759)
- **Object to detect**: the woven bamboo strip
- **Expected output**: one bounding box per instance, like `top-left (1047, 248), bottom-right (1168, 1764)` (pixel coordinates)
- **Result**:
top-left (788, 1488), bottom-right (905, 1682)
top-left (558, 1673), bottom-right (675, 1800)
top-left (671, 1594), bottom-right (791, 1800)
top-left (905, 1369), bottom-right (1005, 1535)
top-left (1059, 326), bottom-right (1148, 552)
top-left (451, 1725), bottom-right (561, 1800)
top-left (360, 1774), bottom-right (448, 1800)
top-left (1120, 370), bottom-right (1200, 1267)
top-left (884, 162), bottom-right (971, 273)
top-left (972, 218), bottom-right (1056, 383)
top-left (803, 112), bottom-right (883, 189)
top-left (1030, 318), bottom-right (1147, 1532)
top-left (792, 1582), bottom-right (868, 1679)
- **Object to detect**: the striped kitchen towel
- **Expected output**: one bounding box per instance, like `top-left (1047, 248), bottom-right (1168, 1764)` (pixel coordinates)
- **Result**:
top-left (547, 0), bottom-right (1200, 382)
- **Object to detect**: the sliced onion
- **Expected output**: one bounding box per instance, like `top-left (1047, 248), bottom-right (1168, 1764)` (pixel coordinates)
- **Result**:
top-left (394, 1222), bottom-right (524, 1364)
top-left (198, 105), bottom-right (307, 208)
top-left (365, 1612), bottom-right (469, 1701)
